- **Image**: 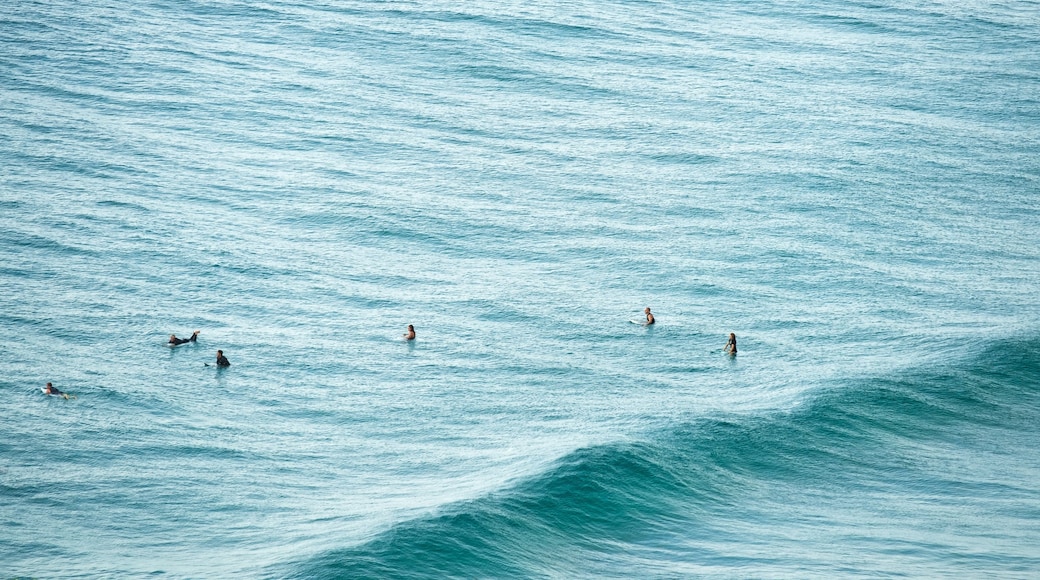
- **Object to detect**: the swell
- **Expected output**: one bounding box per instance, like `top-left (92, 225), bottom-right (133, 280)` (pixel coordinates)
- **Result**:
top-left (284, 337), bottom-right (1040, 578)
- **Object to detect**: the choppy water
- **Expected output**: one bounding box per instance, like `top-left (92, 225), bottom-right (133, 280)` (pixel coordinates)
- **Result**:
top-left (2, 0), bottom-right (1039, 577)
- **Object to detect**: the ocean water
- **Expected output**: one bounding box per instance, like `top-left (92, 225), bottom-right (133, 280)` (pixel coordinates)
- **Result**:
top-left (2, 0), bottom-right (1039, 577)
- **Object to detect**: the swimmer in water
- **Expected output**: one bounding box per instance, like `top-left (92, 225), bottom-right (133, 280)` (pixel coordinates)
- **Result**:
top-left (724, 333), bottom-right (737, 355)
top-left (169, 330), bottom-right (200, 345)
top-left (404, 324), bottom-right (416, 340)
top-left (43, 382), bottom-right (70, 399)
top-left (215, 350), bottom-right (230, 367)
top-left (644, 307), bottom-right (655, 325)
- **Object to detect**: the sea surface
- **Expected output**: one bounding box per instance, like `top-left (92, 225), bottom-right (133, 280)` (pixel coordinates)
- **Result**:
top-left (2, 0), bottom-right (1039, 577)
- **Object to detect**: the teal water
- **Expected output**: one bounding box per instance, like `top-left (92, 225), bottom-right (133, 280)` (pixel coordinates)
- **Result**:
top-left (296, 339), bottom-right (1040, 578)
top-left (2, 0), bottom-right (1039, 577)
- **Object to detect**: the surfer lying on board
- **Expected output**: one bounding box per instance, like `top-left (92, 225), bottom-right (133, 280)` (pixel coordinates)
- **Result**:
top-left (643, 307), bottom-right (655, 325)
top-left (724, 333), bottom-right (737, 355)
top-left (169, 330), bottom-right (200, 345)
top-left (404, 325), bottom-right (416, 340)
top-left (43, 382), bottom-right (71, 399)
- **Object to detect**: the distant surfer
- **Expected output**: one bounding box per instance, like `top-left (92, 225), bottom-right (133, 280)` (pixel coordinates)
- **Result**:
top-left (404, 324), bottom-right (416, 341)
top-left (43, 382), bottom-right (70, 399)
top-left (215, 350), bottom-right (231, 367)
top-left (643, 307), bottom-right (655, 326)
top-left (724, 333), bottom-right (737, 355)
top-left (169, 330), bottom-right (200, 345)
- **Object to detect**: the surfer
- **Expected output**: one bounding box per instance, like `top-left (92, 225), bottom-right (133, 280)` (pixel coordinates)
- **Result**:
top-left (43, 382), bottom-right (70, 399)
top-left (724, 333), bottom-right (737, 355)
top-left (404, 324), bottom-right (416, 340)
top-left (169, 330), bottom-right (200, 345)
top-left (643, 307), bottom-right (655, 325)
top-left (215, 350), bottom-right (231, 367)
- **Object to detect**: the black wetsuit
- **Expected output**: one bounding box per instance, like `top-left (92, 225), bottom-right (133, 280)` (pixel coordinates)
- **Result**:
top-left (726, 337), bottom-right (737, 354)
top-left (169, 334), bottom-right (198, 345)
top-left (216, 355), bottom-right (230, 367)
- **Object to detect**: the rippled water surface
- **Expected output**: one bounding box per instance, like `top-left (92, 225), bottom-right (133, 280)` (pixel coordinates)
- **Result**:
top-left (2, 0), bottom-right (1039, 577)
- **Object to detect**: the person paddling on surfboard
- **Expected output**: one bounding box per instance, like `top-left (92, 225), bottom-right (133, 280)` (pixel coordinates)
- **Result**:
top-left (169, 330), bottom-right (200, 345)
top-left (724, 333), bottom-right (737, 355)
top-left (43, 382), bottom-right (71, 399)
top-left (643, 307), bottom-right (655, 326)
top-left (404, 324), bottom-right (416, 341)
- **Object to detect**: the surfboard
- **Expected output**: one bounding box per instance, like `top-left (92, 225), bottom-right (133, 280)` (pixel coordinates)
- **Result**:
top-left (41, 387), bottom-right (73, 399)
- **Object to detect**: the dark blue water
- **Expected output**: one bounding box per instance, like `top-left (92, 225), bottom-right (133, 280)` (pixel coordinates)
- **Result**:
top-left (2, 0), bottom-right (1038, 577)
